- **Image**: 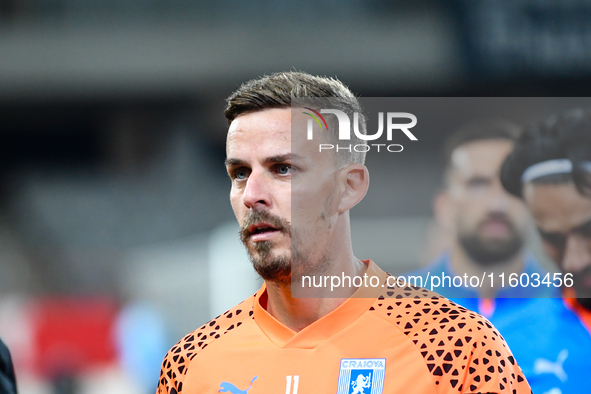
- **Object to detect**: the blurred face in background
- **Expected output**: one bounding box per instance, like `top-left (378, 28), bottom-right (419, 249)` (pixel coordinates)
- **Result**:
top-left (439, 139), bottom-right (529, 265)
top-left (523, 181), bottom-right (591, 300)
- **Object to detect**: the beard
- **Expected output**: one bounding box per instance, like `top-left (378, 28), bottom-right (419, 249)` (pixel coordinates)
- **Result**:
top-left (458, 214), bottom-right (524, 266)
top-left (239, 209), bottom-right (330, 284)
top-left (239, 209), bottom-right (292, 283)
top-left (572, 265), bottom-right (591, 310)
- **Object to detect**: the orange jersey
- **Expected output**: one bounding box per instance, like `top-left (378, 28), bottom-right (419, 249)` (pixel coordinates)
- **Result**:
top-left (157, 261), bottom-right (531, 394)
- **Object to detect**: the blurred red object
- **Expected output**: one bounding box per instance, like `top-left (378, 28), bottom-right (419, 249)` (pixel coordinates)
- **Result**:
top-left (31, 297), bottom-right (119, 377)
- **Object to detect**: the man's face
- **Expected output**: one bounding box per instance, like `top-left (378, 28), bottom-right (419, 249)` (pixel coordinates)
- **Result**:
top-left (523, 181), bottom-right (591, 299)
top-left (225, 108), bottom-right (341, 283)
top-left (445, 140), bottom-right (529, 265)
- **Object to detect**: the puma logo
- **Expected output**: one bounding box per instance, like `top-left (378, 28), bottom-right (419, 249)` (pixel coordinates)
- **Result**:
top-left (534, 349), bottom-right (568, 382)
top-left (219, 376), bottom-right (257, 394)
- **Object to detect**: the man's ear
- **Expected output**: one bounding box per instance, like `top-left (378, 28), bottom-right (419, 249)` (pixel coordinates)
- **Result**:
top-left (337, 164), bottom-right (370, 212)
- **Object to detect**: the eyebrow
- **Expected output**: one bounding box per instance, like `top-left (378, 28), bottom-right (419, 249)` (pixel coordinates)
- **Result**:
top-left (264, 153), bottom-right (301, 164)
top-left (225, 153), bottom-right (303, 167)
top-left (224, 158), bottom-right (246, 167)
top-left (467, 175), bottom-right (493, 182)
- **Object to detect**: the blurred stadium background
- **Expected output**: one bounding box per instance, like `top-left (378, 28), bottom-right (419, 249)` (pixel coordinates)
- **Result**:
top-left (1, 0), bottom-right (591, 393)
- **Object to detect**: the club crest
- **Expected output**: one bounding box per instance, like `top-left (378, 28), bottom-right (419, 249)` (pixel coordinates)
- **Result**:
top-left (337, 358), bottom-right (386, 394)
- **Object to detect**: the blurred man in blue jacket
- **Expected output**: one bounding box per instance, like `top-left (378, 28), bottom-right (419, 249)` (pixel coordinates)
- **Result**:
top-left (500, 108), bottom-right (591, 394)
top-left (407, 120), bottom-right (590, 393)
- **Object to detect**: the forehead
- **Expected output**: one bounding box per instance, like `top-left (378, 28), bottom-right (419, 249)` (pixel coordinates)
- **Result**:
top-left (523, 181), bottom-right (591, 232)
top-left (450, 139), bottom-right (513, 178)
top-left (226, 107), bottom-right (330, 165)
top-left (226, 108), bottom-right (291, 154)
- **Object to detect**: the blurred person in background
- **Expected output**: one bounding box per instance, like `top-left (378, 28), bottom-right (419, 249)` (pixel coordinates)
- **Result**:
top-left (500, 108), bottom-right (591, 393)
top-left (410, 120), bottom-right (554, 304)
top-left (155, 72), bottom-right (530, 394)
top-left (406, 121), bottom-right (582, 393)
top-left (0, 337), bottom-right (17, 394)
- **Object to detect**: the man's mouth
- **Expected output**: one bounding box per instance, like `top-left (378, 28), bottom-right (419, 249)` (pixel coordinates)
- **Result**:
top-left (247, 223), bottom-right (281, 241)
top-left (239, 210), bottom-right (290, 245)
top-left (249, 224), bottom-right (278, 235)
top-left (480, 216), bottom-right (513, 237)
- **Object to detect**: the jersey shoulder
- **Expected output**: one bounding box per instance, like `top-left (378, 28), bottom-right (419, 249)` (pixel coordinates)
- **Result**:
top-left (156, 294), bottom-right (256, 394)
top-left (369, 279), bottom-right (530, 393)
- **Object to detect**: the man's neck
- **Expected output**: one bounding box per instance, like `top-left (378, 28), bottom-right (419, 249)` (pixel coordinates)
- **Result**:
top-left (450, 244), bottom-right (524, 299)
top-left (263, 257), bottom-right (367, 332)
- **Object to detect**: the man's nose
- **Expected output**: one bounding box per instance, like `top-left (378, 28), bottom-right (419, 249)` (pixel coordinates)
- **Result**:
top-left (562, 233), bottom-right (591, 273)
top-left (487, 181), bottom-right (511, 211)
top-left (242, 169), bottom-right (271, 209)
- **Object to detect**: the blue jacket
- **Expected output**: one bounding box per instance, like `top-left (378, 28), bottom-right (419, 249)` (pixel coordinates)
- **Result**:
top-left (406, 253), bottom-right (591, 394)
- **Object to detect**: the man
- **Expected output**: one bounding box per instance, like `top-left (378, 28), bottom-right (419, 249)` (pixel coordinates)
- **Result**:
top-left (156, 72), bottom-right (530, 393)
top-left (407, 122), bottom-right (579, 393)
top-left (411, 121), bottom-right (554, 303)
top-left (0, 338), bottom-right (17, 394)
top-left (500, 108), bottom-right (591, 392)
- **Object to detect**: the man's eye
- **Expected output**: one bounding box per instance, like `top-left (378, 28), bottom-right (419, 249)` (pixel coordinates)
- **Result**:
top-left (234, 169), bottom-right (249, 180)
top-left (467, 177), bottom-right (489, 189)
top-left (277, 165), bottom-right (291, 175)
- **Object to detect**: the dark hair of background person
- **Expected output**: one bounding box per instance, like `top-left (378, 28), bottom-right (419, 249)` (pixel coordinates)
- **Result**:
top-left (224, 71), bottom-right (367, 165)
top-left (441, 120), bottom-right (520, 188)
top-left (500, 109), bottom-right (591, 198)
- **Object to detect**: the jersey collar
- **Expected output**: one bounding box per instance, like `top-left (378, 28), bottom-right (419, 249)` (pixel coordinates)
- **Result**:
top-left (253, 260), bottom-right (387, 349)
